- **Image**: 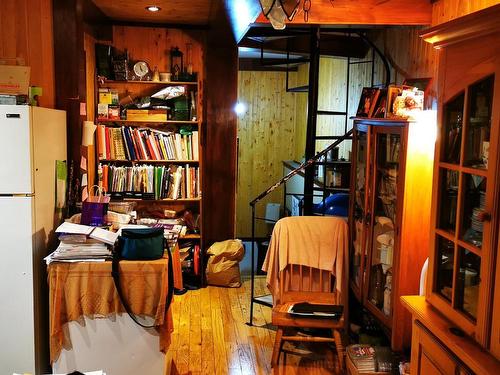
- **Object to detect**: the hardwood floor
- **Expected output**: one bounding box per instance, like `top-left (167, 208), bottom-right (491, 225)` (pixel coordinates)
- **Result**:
top-left (169, 277), bottom-right (341, 375)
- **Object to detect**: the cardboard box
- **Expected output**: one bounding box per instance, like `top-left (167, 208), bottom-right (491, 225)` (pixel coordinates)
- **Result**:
top-left (0, 65), bottom-right (30, 95)
top-left (127, 109), bottom-right (167, 121)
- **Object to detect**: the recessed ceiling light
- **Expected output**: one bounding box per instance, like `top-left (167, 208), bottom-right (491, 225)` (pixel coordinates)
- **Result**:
top-left (146, 5), bottom-right (161, 12)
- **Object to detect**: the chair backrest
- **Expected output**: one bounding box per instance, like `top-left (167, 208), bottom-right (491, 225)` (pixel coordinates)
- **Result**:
top-left (279, 264), bottom-right (341, 305)
top-left (267, 216), bottom-right (349, 326)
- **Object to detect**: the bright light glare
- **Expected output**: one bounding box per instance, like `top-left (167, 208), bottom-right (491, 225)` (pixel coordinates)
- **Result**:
top-left (234, 102), bottom-right (247, 116)
top-left (146, 5), bottom-right (161, 12)
top-left (410, 110), bottom-right (437, 160)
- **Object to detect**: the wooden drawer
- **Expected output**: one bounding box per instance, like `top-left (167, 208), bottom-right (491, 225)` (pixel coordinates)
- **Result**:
top-left (410, 320), bottom-right (471, 375)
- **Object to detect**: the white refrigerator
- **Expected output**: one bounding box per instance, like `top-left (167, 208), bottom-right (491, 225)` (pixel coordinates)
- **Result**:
top-left (0, 105), bottom-right (66, 375)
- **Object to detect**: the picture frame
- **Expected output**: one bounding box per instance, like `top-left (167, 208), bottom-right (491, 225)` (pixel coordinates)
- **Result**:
top-left (386, 85), bottom-right (403, 118)
top-left (372, 88), bottom-right (388, 118)
top-left (356, 87), bottom-right (380, 118)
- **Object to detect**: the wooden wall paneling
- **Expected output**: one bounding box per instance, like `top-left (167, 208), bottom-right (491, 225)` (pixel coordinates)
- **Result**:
top-left (294, 63), bottom-right (309, 161)
top-left (371, 27), bottom-right (439, 108)
top-left (316, 57), bottom-right (349, 157)
top-left (53, 0), bottom-right (87, 211)
top-left (0, 0), bottom-right (55, 108)
top-left (431, 0), bottom-right (500, 26)
top-left (236, 71), bottom-right (298, 237)
top-left (84, 32), bottom-right (96, 122)
top-left (254, 0), bottom-right (432, 25)
top-left (203, 5), bottom-right (238, 248)
top-left (111, 26), bottom-right (204, 82)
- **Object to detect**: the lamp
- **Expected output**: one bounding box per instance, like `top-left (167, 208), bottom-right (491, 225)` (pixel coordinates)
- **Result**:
top-left (260, 0), bottom-right (330, 29)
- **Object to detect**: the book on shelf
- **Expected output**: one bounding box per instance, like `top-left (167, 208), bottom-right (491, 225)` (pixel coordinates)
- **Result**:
top-left (96, 124), bottom-right (198, 162)
top-left (98, 163), bottom-right (200, 200)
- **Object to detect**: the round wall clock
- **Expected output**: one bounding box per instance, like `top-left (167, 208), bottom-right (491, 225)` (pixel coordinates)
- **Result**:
top-left (133, 61), bottom-right (149, 80)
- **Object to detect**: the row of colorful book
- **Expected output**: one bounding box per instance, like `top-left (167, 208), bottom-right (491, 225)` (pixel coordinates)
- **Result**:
top-left (96, 125), bottom-right (199, 161)
top-left (98, 164), bottom-right (200, 200)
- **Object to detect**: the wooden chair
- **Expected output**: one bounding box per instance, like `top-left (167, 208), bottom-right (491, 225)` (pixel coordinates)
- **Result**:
top-left (271, 263), bottom-right (347, 370)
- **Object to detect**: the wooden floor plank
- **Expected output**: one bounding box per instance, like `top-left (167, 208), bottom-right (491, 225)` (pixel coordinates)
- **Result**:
top-left (189, 289), bottom-right (202, 373)
top-left (169, 278), bottom-right (340, 375)
top-left (175, 291), bottom-right (191, 374)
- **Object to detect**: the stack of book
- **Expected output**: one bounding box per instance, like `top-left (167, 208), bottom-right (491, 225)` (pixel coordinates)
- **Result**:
top-left (96, 125), bottom-right (198, 161)
top-left (98, 164), bottom-right (200, 199)
top-left (45, 223), bottom-right (117, 264)
top-left (347, 345), bottom-right (376, 372)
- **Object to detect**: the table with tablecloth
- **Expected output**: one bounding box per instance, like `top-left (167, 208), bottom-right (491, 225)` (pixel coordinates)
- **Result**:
top-left (48, 250), bottom-right (183, 364)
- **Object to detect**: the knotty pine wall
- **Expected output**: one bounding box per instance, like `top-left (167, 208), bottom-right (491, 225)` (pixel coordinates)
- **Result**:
top-left (431, 0), bottom-right (499, 24)
top-left (236, 71), bottom-right (298, 237)
top-left (293, 55), bottom-right (375, 162)
top-left (0, 0), bottom-right (55, 108)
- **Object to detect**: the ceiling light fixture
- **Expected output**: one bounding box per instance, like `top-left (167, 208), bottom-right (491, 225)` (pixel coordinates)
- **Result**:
top-left (259, 0), bottom-right (333, 30)
top-left (145, 5), bottom-right (161, 12)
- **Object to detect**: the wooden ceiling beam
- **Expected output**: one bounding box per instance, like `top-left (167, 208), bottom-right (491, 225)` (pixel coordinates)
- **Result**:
top-left (253, 0), bottom-right (432, 26)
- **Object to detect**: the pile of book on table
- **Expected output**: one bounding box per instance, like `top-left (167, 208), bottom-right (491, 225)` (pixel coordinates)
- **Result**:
top-left (45, 222), bottom-right (117, 264)
top-left (347, 344), bottom-right (394, 373)
top-left (45, 219), bottom-right (188, 265)
top-left (136, 218), bottom-right (186, 248)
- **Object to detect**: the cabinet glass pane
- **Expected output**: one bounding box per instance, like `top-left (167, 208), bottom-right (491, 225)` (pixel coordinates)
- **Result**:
top-left (456, 248), bottom-right (481, 320)
top-left (351, 131), bottom-right (367, 289)
top-left (461, 174), bottom-right (486, 248)
top-left (367, 132), bottom-right (400, 316)
top-left (442, 93), bottom-right (464, 164)
top-left (464, 75), bottom-right (494, 169)
top-left (438, 169), bottom-right (459, 233)
top-left (435, 236), bottom-right (455, 302)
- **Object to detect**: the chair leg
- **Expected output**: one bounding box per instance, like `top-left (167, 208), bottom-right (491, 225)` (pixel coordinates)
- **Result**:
top-left (332, 329), bottom-right (345, 372)
top-left (271, 327), bottom-right (284, 368)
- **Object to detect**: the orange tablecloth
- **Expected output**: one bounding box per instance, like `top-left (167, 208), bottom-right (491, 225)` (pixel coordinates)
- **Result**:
top-left (48, 252), bottom-right (182, 363)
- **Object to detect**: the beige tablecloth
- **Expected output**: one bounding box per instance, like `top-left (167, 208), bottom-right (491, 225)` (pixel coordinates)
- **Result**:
top-left (48, 253), bottom-right (181, 363)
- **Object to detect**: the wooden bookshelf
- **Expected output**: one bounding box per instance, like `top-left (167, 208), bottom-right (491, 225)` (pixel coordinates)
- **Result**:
top-left (99, 80), bottom-right (197, 86)
top-left (98, 119), bottom-right (199, 125)
top-left (99, 159), bottom-right (199, 164)
top-left (89, 26), bottom-right (206, 286)
top-left (117, 198), bottom-right (201, 203)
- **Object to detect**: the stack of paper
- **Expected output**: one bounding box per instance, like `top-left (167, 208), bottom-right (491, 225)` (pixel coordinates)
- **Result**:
top-left (46, 240), bottom-right (111, 263)
top-left (347, 344), bottom-right (376, 372)
top-left (45, 222), bottom-right (116, 264)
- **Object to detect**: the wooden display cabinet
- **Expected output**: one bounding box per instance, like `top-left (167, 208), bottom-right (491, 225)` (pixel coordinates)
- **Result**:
top-left (403, 6), bottom-right (500, 375)
top-left (421, 5), bottom-right (500, 352)
top-left (349, 117), bottom-right (435, 350)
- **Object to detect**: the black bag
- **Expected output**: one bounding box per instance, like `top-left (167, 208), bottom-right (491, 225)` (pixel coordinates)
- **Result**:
top-left (111, 227), bottom-right (174, 328)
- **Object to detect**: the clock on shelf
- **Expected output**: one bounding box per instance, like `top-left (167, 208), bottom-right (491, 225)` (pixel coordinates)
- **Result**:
top-left (132, 61), bottom-right (150, 81)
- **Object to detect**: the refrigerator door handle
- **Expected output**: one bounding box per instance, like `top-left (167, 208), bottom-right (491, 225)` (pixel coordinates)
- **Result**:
top-left (6, 113), bottom-right (21, 118)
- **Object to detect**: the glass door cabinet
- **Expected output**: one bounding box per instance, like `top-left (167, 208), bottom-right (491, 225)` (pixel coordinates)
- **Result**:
top-left (429, 73), bottom-right (499, 347)
top-left (349, 118), bottom-right (434, 350)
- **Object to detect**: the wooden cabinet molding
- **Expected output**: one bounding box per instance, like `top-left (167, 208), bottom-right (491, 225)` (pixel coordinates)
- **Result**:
top-left (402, 296), bottom-right (500, 375)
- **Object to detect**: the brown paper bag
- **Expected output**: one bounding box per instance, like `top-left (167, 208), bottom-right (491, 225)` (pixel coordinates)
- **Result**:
top-left (206, 239), bottom-right (245, 287)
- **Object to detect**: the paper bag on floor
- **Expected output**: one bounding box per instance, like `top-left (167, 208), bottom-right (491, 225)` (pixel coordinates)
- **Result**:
top-left (206, 239), bottom-right (245, 287)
